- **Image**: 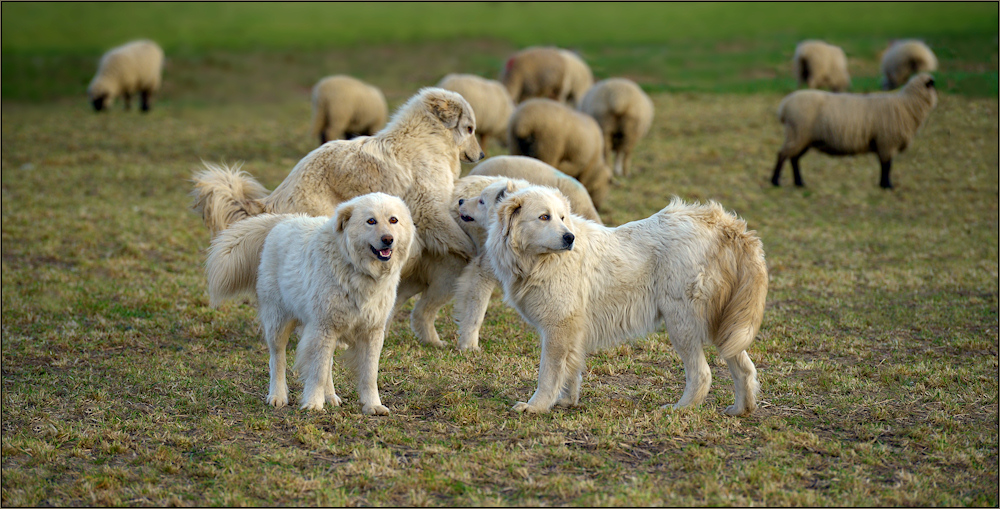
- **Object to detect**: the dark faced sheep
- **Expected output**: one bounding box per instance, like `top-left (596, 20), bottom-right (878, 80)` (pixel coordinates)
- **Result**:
top-left (771, 73), bottom-right (937, 190)
top-left (881, 40), bottom-right (938, 90)
top-left (87, 39), bottom-right (164, 112)
top-left (507, 98), bottom-right (612, 209)
top-left (311, 75), bottom-right (388, 146)
top-left (578, 78), bottom-right (654, 177)
top-left (793, 40), bottom-right (851, 92)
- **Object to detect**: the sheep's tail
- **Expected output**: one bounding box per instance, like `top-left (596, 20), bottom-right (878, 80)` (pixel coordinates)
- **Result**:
top-left (710, 220), bottom-right (769, 361)
top-left (204, 213), bottom-right (292, 307)
top-left (190, 161), bottom-right (270, 236)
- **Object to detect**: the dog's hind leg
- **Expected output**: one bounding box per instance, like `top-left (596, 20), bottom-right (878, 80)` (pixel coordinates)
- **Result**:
top-left (665, 323), bottom-right (713, 410)
top-left (345, 327), bottom-right (389, 416)
top-left (263, 315), bottom-right (296, 408)
top-left (323, 355), bottom-right (342, 407)
top-left (411, 259), bottom-right (462, 348)
top-left (723, 350), bottom-right (759, 416)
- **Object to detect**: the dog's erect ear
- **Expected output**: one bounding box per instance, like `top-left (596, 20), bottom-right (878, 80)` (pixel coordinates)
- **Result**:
top-left (497, 195), bottom-right (523, 239)
top-left (335, 204), bottom-right (355, 233)
top-left (427, 94), bottom-right (461, 129)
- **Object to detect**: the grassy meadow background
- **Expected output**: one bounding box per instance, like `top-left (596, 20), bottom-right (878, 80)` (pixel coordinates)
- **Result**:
top-left (2, 2), bottom-right (998, 506)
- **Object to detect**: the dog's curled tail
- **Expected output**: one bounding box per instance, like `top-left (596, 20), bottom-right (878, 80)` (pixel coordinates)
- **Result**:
top-left (205, 213), bottom-right (292, 307)
top-left (191, 161), bottom-right (270, 236)
top-left (712, 225), bottom-right (769, 361)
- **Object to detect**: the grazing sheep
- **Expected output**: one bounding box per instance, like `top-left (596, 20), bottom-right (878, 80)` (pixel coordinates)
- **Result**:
top-left (771, 72), bottom-right (937, 190)
top-left (578, 78), bottom-right (654, 177)
top-left (500, 47), bottom-right (594, 106)
top-left (793, 40), bottom-right (851, 92)
top-left (311, 75), bottom-right (388, 146)
top-left (436, 74), bottom-right (515, 152)
top-left (468, 155), bottom-right (602, 223)
top-left (507, 98), bottom-right (612, 209)
top-left (881, 40), bottom-right (938, 90)
top-left (87, 39), bottom-right (164, 112)
top-left (558, 49), bottom-right (595, 107)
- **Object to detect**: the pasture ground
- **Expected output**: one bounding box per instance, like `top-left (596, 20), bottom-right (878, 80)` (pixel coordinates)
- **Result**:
top-left (2, 3), bottom-right (998, 506)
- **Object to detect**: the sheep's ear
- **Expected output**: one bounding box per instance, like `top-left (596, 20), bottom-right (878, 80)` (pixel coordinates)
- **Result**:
top-left (427, 94), bottom-right (461, 129)
top-left (497, 196), bottom-right (523, 239)
top-left (335, 204), bottom-right (355, 233)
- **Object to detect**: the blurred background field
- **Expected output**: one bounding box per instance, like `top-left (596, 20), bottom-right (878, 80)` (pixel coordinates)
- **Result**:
top-left (3, 2), bottom-right (998, 102)
top-left (1, 2), bottom-right (998, 507)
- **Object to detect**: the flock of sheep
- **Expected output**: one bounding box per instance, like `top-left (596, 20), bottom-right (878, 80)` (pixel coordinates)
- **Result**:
top-left (88, 38), bottom-right (939, 192)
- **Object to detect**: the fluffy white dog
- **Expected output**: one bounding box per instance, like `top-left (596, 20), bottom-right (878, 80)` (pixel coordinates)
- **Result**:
top-left (486, 187), bottom-right (768, 416)
top-left (204, 193), bottom-right (415, 415)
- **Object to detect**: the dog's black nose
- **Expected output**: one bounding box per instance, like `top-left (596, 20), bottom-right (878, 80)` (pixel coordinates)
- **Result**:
top-left (381, 234), bottom-right (393, 246)
top-left (479, 151), bottom-right (485, 161)
top-left (562, 232), bottom-right (575, 247)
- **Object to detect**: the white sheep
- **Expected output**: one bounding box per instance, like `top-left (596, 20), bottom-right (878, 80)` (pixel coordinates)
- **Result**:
top-left (507, 98), bottom-right (612, 209)
top-left (436, 73), bottom-right (515, 152)
top-left (310, 75), bottom-right (388, 146)
top-left (771, 72), bottom-right (937, 190)
top-left (881, 40), bottom-right (938, 90)
top-left (87, 39), bottom-right (164, 112)
top-left (501, 46), bottom-right (594, 106)
top-left (793, 40), bottom-right (851, 92)
top-left (578, 78), bottom-right (654, 177)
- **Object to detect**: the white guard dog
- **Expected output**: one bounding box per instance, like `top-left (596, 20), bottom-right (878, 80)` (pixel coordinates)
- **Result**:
top-left (204, 193), bottom-right (415, 415)
top-left (486, 187), bottom-right (768, 416)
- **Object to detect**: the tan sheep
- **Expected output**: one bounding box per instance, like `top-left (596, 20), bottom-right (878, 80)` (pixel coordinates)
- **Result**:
top-left (507, 98), bottom-right (612, 209)
top-left (500, 46), bottom-right (594, 106)
top-left (881, 40), bottom-right (938, 90)
top-left (468, 155), bottom-right (602, 223)
top-left (793, 40), bottom-right (851, 92)
top-left (87, 39), bottom-right (164, 112)
top-left (558, 49), bottom-right (595, 107)
top-left (771, 72), bottom-right (937, 190)
top-left (310, 75), bottom-right (388, 146)
top-left (436, 74), bottom-right (515, 152)
top-left (578, 78), bottom-right (654, 177)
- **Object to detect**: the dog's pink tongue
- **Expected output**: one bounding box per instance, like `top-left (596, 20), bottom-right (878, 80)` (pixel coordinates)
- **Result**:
top-left (379, 248), bottom-right (392, 258)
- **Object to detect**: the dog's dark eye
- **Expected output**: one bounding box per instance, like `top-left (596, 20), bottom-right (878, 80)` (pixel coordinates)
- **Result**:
top-left (467, 126), bottom-right (473, 134)
top-left (458, 199), bottom-right (465, 206)
top-left (366, 218), bottom-right (377, 225)
top-left (560, 216), bottom-right (565, 220)
top-left (539, 214), bottom-right (551, 221)
top-left (479, 198), bottom-right (484, 205)
top-left (389, 217), bottom-right (398, 224)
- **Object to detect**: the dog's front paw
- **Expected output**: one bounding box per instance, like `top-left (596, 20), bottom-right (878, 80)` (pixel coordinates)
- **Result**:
top-left (362, 404), bottom-right (390, 416)
top-left (456, 341), bottom-right (480, 353)
top-left (512, 401), bottom-right (547, 414)
top-left (326, 394), bottom-right (342, 407)
top-left (266, 393), bottom-right (289, 408)
top-left (300, 397), bottom-right (326, 412)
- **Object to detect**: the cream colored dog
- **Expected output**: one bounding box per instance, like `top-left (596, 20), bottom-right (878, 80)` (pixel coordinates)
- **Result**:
top-left (486, 187), bottom-right (768, 416)
top-left (192, 87), bottom-right (483, 348)
top-left (204, 193), bottom-right (415, 415)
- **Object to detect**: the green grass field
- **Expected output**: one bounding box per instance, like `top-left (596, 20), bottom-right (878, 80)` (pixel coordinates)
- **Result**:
top-left (2, 3), bottom-right (998, 507)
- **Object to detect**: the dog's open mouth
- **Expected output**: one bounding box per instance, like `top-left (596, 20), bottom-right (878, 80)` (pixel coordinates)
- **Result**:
top-left (370, 245), bottom-right (392, 261)
top-left (460, 214), bottom-right (474, 222)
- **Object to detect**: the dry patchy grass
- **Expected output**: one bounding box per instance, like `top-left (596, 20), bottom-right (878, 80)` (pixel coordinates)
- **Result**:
top-left (2, 70), bottom-right (997, 505)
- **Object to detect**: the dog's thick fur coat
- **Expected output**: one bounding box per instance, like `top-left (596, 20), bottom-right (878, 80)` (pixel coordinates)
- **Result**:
top-left (486, 187), bottom-right (768, 415)
top-left (205, 193), bottom-right (415, 415)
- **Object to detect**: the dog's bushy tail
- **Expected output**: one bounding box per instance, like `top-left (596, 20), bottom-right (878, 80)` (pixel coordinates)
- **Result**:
top-left (191, 162), bottom-right (270, 236)
top-left (205, 213), bottom-right (292, 307)
top-left (708, 211), bottom-right (769, 361)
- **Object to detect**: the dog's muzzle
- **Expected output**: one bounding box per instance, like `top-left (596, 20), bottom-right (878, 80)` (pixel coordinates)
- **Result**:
top-left (372, 234), bottom-right (394, 261)
top-left (561, 232), bottom-right (575, 250)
